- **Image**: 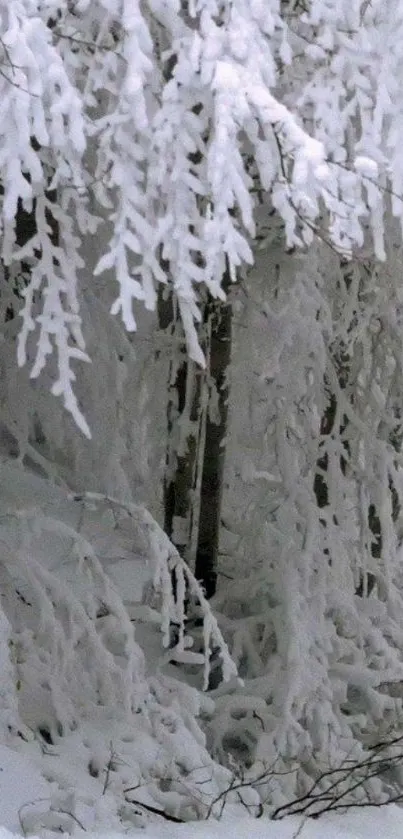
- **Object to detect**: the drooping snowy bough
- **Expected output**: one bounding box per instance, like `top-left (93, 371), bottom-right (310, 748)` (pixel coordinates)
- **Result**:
top-left (0, 462), bottom-right (251, 827)
top-left (1, 0), bottom-right (403, 427)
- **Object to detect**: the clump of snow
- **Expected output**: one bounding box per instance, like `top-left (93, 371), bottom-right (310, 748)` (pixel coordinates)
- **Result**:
top-left (354, 156), bottom-right (379, 177)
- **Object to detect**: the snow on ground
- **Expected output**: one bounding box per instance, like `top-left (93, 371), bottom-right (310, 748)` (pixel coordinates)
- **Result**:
top-left (0, 746), bottom-right (50, 834)
top-left (0, 752), bottom-right (403, 839)
top-left (0, 738), bottom-right (401, 839)
top-left (137, 806), bottom-right (403, 839)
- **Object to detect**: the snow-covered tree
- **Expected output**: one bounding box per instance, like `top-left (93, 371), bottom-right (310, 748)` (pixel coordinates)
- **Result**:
top-left (212, 236), bottom-right (403, 801)
top-left (3, 0), bottom-right (403, 819)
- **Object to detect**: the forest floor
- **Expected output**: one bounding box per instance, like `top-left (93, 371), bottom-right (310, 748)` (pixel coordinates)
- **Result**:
top-left (0, 733), bottom-right (402, 839)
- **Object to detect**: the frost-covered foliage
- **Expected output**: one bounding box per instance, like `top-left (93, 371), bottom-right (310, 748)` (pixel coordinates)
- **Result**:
top-left (213, 238), bottom-right (403, 803)
top-left (0, 460), bottom-right (251, 828)
top-left (0, 259), bottom-right (167, 513)
top-left (1, 0), bottom-right (403, 426)
top-left (3, 0), bottom-right (403, 820)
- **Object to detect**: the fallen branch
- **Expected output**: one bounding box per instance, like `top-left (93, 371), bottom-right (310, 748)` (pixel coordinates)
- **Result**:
top-left (124, 797), bottom-right (185, 823)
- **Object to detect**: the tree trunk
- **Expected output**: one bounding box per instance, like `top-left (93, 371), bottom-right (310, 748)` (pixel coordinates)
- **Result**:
top-left (195, 294), bottom-right (232, 598)
top-left (158, 281), bottom-right (232, 599)
top-left (157, 287), bottom-right (204, 561)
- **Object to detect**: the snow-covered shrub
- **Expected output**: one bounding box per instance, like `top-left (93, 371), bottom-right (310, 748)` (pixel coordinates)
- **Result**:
top-left (0, 460), bottom-right (248, 828)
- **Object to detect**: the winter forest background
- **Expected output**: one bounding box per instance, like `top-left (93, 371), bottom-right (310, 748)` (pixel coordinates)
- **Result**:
top-left (4, 0), bottom-right (403, 833)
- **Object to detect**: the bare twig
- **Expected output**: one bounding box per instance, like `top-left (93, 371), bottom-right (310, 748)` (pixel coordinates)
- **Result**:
top-left (58, 808), bottom-right (87, 831)
top-left (102, 741), bottom-right (118, 794)
top-left (272, 735), bottom-right (403, 819)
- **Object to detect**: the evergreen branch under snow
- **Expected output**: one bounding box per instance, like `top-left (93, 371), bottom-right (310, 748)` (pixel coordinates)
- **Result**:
top-left (71, 491), bottom-right (238, 690)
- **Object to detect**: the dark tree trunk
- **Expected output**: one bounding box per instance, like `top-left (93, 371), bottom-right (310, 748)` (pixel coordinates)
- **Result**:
top-left (195, 295), bottom-right (232, 598)
top-left (158, 277), bottom-right (233, 599)
top-left (157, 287), bottom-right (203, 560)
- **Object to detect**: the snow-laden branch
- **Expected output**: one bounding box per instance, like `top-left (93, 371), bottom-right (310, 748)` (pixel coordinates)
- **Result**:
top-left (2, 0), bottom-right (403, 427)
top-left (72, 492), bottom-right (238, 690)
